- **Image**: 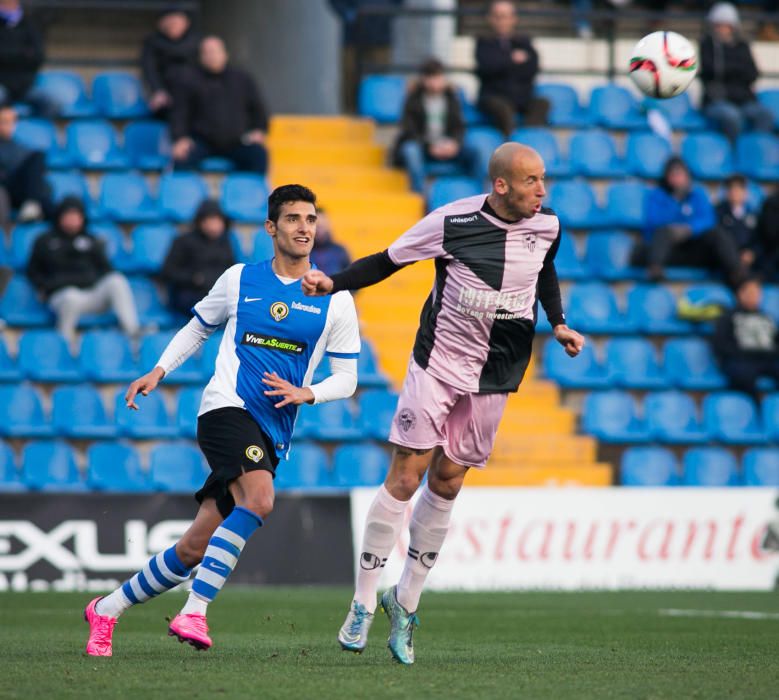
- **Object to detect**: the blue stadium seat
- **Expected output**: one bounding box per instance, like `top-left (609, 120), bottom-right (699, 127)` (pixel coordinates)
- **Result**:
top-left (296, 401), bottom-right (362, 441)
top-left (176, 387), bottom-right (203, 438)
top-left (22, 440), bottom-right (86, 491)
top-left (92, 72), bottom-right (150, 119)
top-left (624, 132), bottom-right (673, 179)
top-left (0, 385), bottom-right (52, 437)
top-left (128, 277), bottom-right (175, 327)
top-left (535, 303), bottom-right (553, 333)
top-left (763, 394), bottom-right (779, 441)
top-left (547, 181), bottom-right (605, 229)
top-left (87, 442), bottom-right (148, 491)
top-left (620, 447), bottom-right (679, 486)
top-left (52, 384), bottom-right (117, 439)
top-left (333, 444), bottom-right (390, 487)
top-left (159, 172), bottom-right (208, 222)
top-left (543, 340), bottom-right (611, 389)
top-left (681, 132), bottom-right (733, 180)
top-left (128, 223), bottom-right (177, 273)
top-left (682, 447), bottom-right (740, 486)
top-left (626, 284), bottom-right (694, 334)
top-left (565, 282), bottom-right (636, 334)
top-left (221, 174), bottom-right (269, 222)
top-left (150, 442), bottom-right (208, 492)
top-left (510, 127), bottom-right (572, 177)
top-left (229, 230), bottom-right (248, 262)
top-left (0, 337), bottom-right (21, 382)
top-left (79, 330), bottom-right (138, 382)
top-left (605, 337), bottom-right (669, 389)
top-left (275, 442), bottom-right (331, 489)
top-left (735, 133), bottom-right (779, 182)
top-left (680, 283), bottom-right (734, 311)
top-left (124, 121), bottom-right (171, 170)
top-left (743, 448), bottom-right (779, 487)
top-left (0, 440), bottom-right (23, 491)
top-left (18, 330), bottom-right (82, 382)
top-left (114, 389), bottom-right (179, 439)
top-left (643, 93), bottom-right (707, 131)
top-left (703, 393), bottom-right (768, 445)
top-left (141, 331), bottom-right (205, 384)
top-left (463, 126), bottom-right (503, 164)
top-left (535, 83), bottom-right (591, 127)
top-left (89, 221), bottom-right (130, 271)
top-left (0, 276), bottom-right (53, 326)
top-left (201, 330), bottom-right (224, 376)
top-left (200, 157), bottom-right (234, 172)
top-left (554, 232), bottom-right (587, 280)
top-left (65, 119), bottom-right (129, 170)
top-left (761, 286), bottom-right (779, 323)
top-left (428, 176), bottom-right (481, 211)
top-left (46, 170), bottom-right (92, 207)
top-left (357, 340), bottom-right (389, 387)
top-left (33, 70), bottom-right (96, 118)
top-left (589, 84), bottom-right (647, 130)
top-left (98, 172), bottom-right (161, 222)
top-left (456, 87), bottom-right (487, 126)
top-left (585, 231), bottom-right (642, 281)
top-left (251, 229), bottom-right (274, 262)
top-left (357, 75), bottom-right (406, 123)
top-left (645, 390), bottom-right (709, 444)
top-left (14, 118), bottom-right (71, 168)
top-left (664, 338), bottom-right (727, 390)
top-left (569, 130), bottom-right (626, 178)
top-left (9, 222), bottom-right (48, 270)
top-left (604, 181), bottom-right (648, 229)
top-left (758, 88), bottom-right (779, 128)
top-left (581, 391), bottom-right (651, 443)
top-left (357, 389), bottom-right (399, 440)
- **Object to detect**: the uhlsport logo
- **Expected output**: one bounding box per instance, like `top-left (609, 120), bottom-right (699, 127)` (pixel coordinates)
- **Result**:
top-left (270, 301), bottom-right (289, 322)
top-left (246, 445), bottom-right (264, 463)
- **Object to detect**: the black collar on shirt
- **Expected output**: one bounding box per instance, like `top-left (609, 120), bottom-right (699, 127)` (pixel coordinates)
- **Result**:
top-left (481, 197), bottom-right (520, 225)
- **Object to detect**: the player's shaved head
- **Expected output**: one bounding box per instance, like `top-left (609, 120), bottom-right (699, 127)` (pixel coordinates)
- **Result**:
top-left (486, 142), bottom-right (546, 221)
top-left (488, 142), bottom-right (541, 182)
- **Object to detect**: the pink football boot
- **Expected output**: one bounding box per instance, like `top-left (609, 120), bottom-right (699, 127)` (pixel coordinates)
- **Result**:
top-left (84, 597), bottom-right (117, 657)
top-left (168, 613), bottom-right (212, 651)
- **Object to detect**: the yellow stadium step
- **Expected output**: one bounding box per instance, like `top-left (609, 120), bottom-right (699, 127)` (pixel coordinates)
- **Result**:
top-left (466, 464), bottom-right (612, 487)
top-left (491, 434), bottom-right (597, 463)
top-left (269, 115), bottom-right (375, 142)
top-left (269, 167), bottom-right (409, 193)
top-left (314, 191), bottom-right (424, 220)
top-left (270, 142), bottom-right (386, 167)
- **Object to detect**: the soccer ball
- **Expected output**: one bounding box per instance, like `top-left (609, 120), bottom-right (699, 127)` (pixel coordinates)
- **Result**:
top-left (628, 31), bottom-right (697, 99)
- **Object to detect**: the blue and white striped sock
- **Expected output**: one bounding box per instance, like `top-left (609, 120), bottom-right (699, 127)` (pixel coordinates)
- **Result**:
top-left (181, 506), bottom-right (263, 616)
top-left (96, 545), bottom-right (192, 618)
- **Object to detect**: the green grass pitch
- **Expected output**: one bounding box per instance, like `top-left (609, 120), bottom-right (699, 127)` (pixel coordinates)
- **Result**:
top-left (1, 589), bottom-right (778, 699)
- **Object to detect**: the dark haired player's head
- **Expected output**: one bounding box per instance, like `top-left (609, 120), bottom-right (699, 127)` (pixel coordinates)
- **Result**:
top-left (487, 142), bottom-right (546, 221)
top-left (265, 184), bottom-right (318, 261)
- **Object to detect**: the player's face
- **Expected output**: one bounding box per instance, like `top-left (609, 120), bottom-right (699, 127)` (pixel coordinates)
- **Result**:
top-left (496, 153), bottom-right (546, 220)
top-left (266, 201), bottom-right (317, 260)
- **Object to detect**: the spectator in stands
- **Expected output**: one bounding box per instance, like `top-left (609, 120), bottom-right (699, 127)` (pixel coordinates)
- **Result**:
top-left (699, 3), bottom-right (774, 142)
top-left (0, 184), bottom-right (9, 232)
top-left (0, 103), bottom-right (52, 221)
top-left (161, 199), bottom-right (235, 316)
top-left (393, 58), bottom-right (481, 194)
top-left (756, 186), bottom-right (779, 279)
top-left (310, 208), bottom-right (351, 276)
top-left (713, 277), bottom-right (779, 401)
top-left (27, 196), bottom-right (141, 344)
top-left (170, 36), bottom-right (269, 173)
top-left (140, 4), bottom-right (200, 119)
top-left (475, 0), bottom-right (549, 136)
top-left (635, 156), bottom-right (744, 283)
top-left (0, 0), bottom-right (55, 118)
top-left (716, 175), bottom-right (759, 274)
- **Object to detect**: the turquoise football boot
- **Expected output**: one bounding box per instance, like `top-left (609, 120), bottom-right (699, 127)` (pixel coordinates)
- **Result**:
top-left (380, 585), bottom-right (419, 665)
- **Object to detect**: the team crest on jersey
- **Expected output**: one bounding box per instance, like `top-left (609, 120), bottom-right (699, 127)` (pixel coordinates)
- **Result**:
top-left (245, 445), bottom-right (264, 463)
top-left (524, 233), bottom-right (537, 252)
top-left (270, 301), bottom-right (289, 322)
top-left (397, 408), bottom-right (417, 433)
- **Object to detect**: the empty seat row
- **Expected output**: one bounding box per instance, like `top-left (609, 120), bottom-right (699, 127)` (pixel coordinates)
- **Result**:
top-left (0, 439), bottom-right (390, 492)
top-left (583, 391), bottom-right (779, 445)
top-left (0, 384), bottom-right (399, 441)
top-left (621, 446), bottom-right (779, 487)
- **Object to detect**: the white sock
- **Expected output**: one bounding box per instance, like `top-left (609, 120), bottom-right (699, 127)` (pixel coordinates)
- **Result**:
top-left (180, 591), bottom-right (209, 616)
top-left (96, 587), bottom-right (133, 618)
top-left (354, 485), bottom-right (409, 613)
top-left (396, 484), bottom-right (454, 613)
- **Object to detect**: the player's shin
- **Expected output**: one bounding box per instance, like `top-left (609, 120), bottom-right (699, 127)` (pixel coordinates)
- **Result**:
top-left (395, 484), bottom-right (454, 613)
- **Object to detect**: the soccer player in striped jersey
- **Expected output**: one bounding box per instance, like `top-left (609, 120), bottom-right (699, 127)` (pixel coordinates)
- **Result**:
top-left (83, 184), bottom-right (361, 656)
top-left (303, 143), bottom-right (584, 664)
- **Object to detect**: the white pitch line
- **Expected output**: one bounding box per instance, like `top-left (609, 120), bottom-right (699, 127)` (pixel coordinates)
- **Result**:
top-left (659, 608), bottom-right (779, 621)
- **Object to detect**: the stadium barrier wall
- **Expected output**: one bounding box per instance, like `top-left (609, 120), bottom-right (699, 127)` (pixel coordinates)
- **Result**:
top-left (0, 494), bottom-right (353, 592)
top-left (351, 488), bottom-right (779, 591)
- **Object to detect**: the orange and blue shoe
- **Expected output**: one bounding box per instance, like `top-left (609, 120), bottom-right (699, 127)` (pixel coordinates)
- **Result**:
top-left (168, 613), bottom-right (212, 651)
top-left (84, 597), bottom-right (117, 657)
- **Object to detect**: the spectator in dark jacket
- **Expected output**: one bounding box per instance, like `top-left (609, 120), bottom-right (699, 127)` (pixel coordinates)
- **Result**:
top-left (712, 277), bottom-right (779, 401)
top-left (140, 4), bottom-right (200, 118)
top-left (393, 58), bottom-right (481, 194)
top-left (475, 1), bottom-right (549, 136)
top-left (715, 174), bottom-right (759, 273)
top-left (27, 196), bottom-right (140, 344)
top-left (170, 36), bottom-right (269, 173)
top-left (756, 187), bottom-right (779, 279)
top-left (0, 103), bottom-right (52, 221)
top-left (699, 3), bottom-right (773, 142)
top-left (310, 208), bottom-right (351, 276)
top-left (161, 199), bottom-right (235, 316)
top-left (0, 0), bottom-right (55, 117)
top-left (634, 156), bottom-right (744, 283)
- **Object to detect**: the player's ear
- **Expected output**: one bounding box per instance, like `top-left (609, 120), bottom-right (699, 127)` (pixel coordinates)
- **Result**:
top-left (494, 177), bottom-right (509, 195)
top-left (264, 219), bottom-right (276, 237)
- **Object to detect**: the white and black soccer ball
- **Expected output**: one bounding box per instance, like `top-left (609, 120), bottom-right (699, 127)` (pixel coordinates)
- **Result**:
top-left (628, 30), bottom-right (697, 99)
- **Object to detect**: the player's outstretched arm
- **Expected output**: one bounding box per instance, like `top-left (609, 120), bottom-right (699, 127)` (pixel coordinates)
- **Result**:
top-left (125, 366), bottom-right (165, 410)
top-left (553, 324), bottom-right (585, 358)
top-left (262, 372), bottom-right (315, 408)
top-left (301, 269), bottom-right (334, 296)
top-left (302, 250), bottom-right (404, 297)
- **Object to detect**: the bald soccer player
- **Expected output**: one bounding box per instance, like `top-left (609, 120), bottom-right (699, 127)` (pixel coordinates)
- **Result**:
top-left (302, 143), bottom-right (584, 665)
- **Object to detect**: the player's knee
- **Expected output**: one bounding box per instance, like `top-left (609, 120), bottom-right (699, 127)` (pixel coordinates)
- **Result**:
top-left (386, 467), bottom-right (424, 500)
top-left (236, 492), bottom-right (274, 519)
top-left (427, 474), bottom-right (462, 501)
